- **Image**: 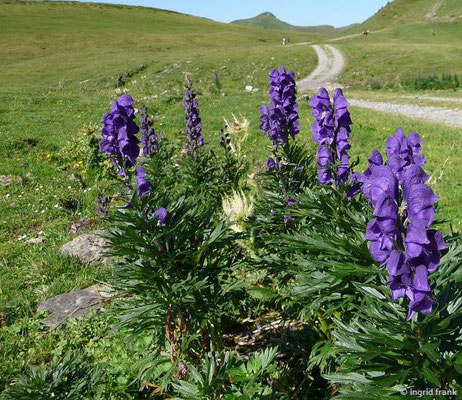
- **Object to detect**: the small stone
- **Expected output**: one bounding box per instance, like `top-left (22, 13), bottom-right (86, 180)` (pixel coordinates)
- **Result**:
top-left (68, 173), bottom-right (85, 188)
top-left (60, 230), bottom-right (108, 265)
top-left (0, 176), bottom-right (16, 187)
top-left (37, 284), bottom-right (113, 328)
top-left (25, 237), bottom-right (45, 245)
top-left (252, 88), bottom-right (259, 92)
top-left (245, 85), bottom-right (253, 92)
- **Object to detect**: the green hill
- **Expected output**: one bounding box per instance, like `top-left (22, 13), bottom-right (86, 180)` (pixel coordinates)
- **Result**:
top-left (231, 12), bottom-right (341, 34)
top-left (356, 0), bottom-right (462, 31)
top-left (0, 2), bottom-right (320, 87)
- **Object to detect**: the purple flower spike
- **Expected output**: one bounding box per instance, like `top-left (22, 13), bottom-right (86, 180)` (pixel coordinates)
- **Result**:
top-left (362, 132), bottom-right (446, 321)
top-left (310, 87), bottom-right (353, 186)
top-left (140, 105), bottom-right (158, 157)
top-left (100, 94), bottom-right (140, 170)
top-left (153, 207), bottom-right (168, 225)
top-left (183, 79), bottom-right (204, 154)
top-left (287, 197), bottom-right (296, 206)
top-left (260, 66), bottom-right (300, 145)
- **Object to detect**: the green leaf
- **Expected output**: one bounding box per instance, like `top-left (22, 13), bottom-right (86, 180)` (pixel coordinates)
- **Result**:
top-left (247, 286), bottom-right (277, 300)
top-left (421, 365), bottom-right (441, 387)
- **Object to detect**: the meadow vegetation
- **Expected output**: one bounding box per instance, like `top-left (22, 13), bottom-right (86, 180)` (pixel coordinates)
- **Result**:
top-left (1, 1), bottom-right (462, 398)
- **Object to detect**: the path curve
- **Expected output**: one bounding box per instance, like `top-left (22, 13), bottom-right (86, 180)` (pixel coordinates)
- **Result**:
top-left (297, 44), bottom-right (462, 128)
top-left (297, 44), bottom-right (345, 92)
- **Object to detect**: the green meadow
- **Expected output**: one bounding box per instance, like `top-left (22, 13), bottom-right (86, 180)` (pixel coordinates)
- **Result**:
top-left (1, 0), bottom-right (461, 395)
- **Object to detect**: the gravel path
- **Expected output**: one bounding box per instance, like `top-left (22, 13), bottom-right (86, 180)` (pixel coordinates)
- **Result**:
top-left (349, 99), bottom-right (462, 128)
top-left (401, 95), bottom-right (462, 104)
top-left (297, 44), bottom-right (462, 128)
top-left (297, 44), bottom-right (345, 91)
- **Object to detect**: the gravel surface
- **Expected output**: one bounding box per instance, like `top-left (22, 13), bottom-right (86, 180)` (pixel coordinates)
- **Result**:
top-left (401, 95), bottom-right (462, 104)
top-left (349, 99), bottom-right (462, 128)
top-left (297, 44), bottom-right (462, 128)
top-left (297, 44), bottom-right (345, 91)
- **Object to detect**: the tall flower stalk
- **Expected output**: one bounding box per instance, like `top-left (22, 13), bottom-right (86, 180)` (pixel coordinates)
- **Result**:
top-left (183, 79), bottom-right (204, 155)
top-left (310, 88), bottom-right (353, 186)
top-left (259, 66), bottom-right (299, 147)
top-left (361, 128), bottom-right (447, 320)
top-left (259, 66), bottom-right (302, 223)
top-left (139, 104), bottom-right (158, 157)
top-left (100, 94), bottom-right (151, 198)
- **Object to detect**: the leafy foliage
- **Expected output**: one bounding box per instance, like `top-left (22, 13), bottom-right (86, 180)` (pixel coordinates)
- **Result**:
top-left (325, 241), bottom-right (462, 398)
top-left (169, 347), bottom-right (279, 400)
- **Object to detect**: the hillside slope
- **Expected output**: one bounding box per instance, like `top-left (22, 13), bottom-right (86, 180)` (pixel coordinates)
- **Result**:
top-left (356, 0), bottom-right (462, 31)
top-left (0, 2), bottom-right (319, 87)
top-left (231, 12), bottom-right (340, 34)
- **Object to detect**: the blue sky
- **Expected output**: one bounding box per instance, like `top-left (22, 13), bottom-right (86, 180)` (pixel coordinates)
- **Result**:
top-left (73, 0), bottom-right (390, 27)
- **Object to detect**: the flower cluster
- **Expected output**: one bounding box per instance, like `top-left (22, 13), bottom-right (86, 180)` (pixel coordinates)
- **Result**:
top-left (140, 105), bottom-right (158, 157)
top-left (100, 95), bottom-right (152, 200)
top-left (183, 79), bottom-right (204, 154)
top-left (310, 88), bottom-right (353, 186)
top-left (259, 66), bottom-right (300, 146)
top-left (100, 94), bottom-right (140, 170)
top-left (362, 128), bottom-right (446, 320)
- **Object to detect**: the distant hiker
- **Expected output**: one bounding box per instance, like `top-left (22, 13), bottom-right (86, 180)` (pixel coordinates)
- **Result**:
top-left (287, 37), bottom-right (291, 44)
top-left (431, 29), bottom-right (436, 35)
top-left (282, 37), bottom-right (286, 46)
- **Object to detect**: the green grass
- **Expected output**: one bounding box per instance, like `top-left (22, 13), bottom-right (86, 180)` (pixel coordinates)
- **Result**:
top-left (337, 21), bottom-right (462, 87)
top-left (357, 0), bottom-right (462, 31)
top-left (1, 0), bottom-right (462, 393)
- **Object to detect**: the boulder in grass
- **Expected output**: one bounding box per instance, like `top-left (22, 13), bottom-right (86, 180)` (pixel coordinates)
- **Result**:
top-left (37, 284), bottom-right (113, 328)
top-left (0, 175), bottom-right (22, 187)
top-left (60, 230), bottom-right (109, 265)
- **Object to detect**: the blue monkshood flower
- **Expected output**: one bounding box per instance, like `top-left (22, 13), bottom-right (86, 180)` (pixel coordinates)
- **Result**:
top-left (266, 157), bottom-right (278, 173)
top-left (385, 128), bottom-right (426, 184)
top-left (139, 105), bottom-right (158, 157)
top-left (100, 94), bottom-right (140, 168)
top-left (153, 207), bottom-right (168, 225)
top-left (283, 215), bottom-right (293, 224)
top-left (96, 192), bottom-right (111, 217)
top-left (270, 209), bottom-right (277, 216)
top-left (135, 166), bottom-right (151, 196)
top-left (287, 197), bottom-right (296, 206)
top-left (361, 143), bottom-right (447, 320)
top-left (259, 66), bottom-right (300, 146)
top-left (310, 88), bottom-right (353, 186)
top-left (183, 79), bottom-right (204, 154)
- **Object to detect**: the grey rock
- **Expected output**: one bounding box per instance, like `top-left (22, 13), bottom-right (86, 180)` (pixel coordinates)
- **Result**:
top-left (60, 230), bottom-right (108, 265)
top-left (37, 284), bottom-right (113, 328)
top-left (0, 175), bottom-right (17, 187)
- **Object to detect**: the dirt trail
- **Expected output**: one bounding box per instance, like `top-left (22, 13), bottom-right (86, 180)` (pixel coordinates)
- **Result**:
top-left (297, 44), bottom-right (345, 91)
top-left (297, 44), bottom-right (462, 128)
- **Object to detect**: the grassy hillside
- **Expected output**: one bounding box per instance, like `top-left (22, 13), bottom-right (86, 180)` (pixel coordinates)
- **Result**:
top-left (335, 0), bottom-right (462, 87)
top-left (231, 12), bottom-right (340, 34)
top-left (0, 1), bottom-right (320, 87)
top-left (357, 0), bottom-right (462, 31)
